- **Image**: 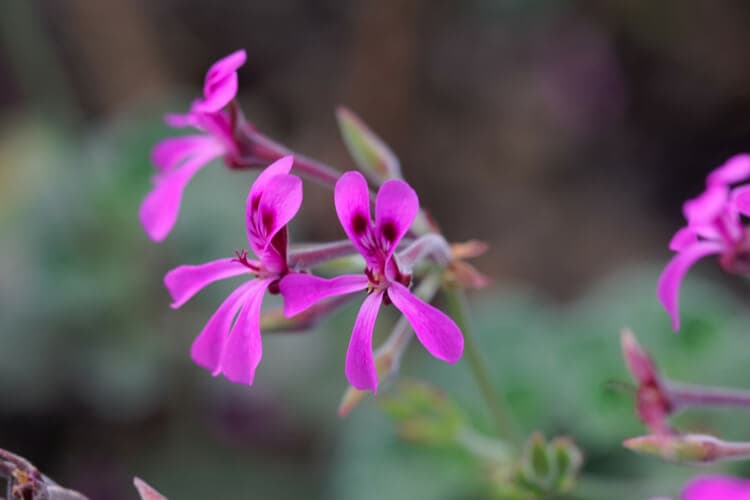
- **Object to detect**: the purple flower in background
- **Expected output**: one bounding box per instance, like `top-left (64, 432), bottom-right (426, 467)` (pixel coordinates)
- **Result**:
top-left (164, 156), bottom-right (301, 385)
top-left (682, 475), bottom-right (750, 500)
top-left (140, 49), bottom-right (247, 241)
top-left (658, 154), bottom-right (750, 330)
top-left (279, 171), bottom-right (463, 392)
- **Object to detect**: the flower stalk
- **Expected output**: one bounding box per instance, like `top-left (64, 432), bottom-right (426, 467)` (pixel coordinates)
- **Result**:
top-left (443, 287), bottom-right (517, 440)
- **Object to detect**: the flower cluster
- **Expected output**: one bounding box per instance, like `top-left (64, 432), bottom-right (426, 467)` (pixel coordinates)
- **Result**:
top-left (142, 51), bottom-right (468, 393)
top-left (658, 154), bottom-right (750, 330)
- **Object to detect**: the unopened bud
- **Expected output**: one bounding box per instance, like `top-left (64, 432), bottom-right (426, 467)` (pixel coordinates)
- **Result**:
top-left (519, 433), bottom-right (583, 494)
top-left (620, 328), bottom-right (673, 434)
top-left (134, 477), bottom-right (168, 500)
top-left (336, 106), bottom-right (402, 183)
top-left (623, 433), bottom-right (750, 464)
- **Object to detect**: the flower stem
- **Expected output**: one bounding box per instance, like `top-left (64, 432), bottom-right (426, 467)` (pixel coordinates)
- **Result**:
top-left (668, 381), bottom-right (750, 411)
top-left (443, 287), bottom-right (517, 440)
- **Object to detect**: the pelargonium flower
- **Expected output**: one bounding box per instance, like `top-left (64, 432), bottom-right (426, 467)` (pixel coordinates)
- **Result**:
top-left (658, 154), bottom-right (750, 330)
top-left (682, 475), bottom-right (750, 500)
top-left (279, 171), bottom-right (464, 392)
top-left (163, 156), bottom-right (301, 384)
top-left (140, 49), bottom-right (247, 242)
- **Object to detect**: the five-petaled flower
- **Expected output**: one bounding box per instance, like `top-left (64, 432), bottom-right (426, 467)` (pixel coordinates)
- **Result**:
top-left (658, 154), bottom-right (750, 330)
top-left (164, 156), bottom-right (301, 385)
top-left (140, 49), bottom-right (248, 242)
top-left (279, 171), bottom-right (464, 393)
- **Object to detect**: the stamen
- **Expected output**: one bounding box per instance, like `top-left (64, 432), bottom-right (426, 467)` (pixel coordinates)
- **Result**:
top-left (232, 249), bottom-right (259, 271)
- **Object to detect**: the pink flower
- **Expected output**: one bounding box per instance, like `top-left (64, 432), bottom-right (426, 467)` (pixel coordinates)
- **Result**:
top-left (279, 171), bottom-right (464, 392)
top-left (658, 154), bottom-right (750, 330)
top-left (140, 50), bottom-right (247, 242)
top-left (682, 475), bottom-right (750, 500)
top-left (164, 156), bottom-right (301, 385)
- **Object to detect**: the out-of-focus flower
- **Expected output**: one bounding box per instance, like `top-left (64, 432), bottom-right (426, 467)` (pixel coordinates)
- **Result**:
top-left (620, 328), bottom-right (673, 435)
top-left (658, 154), bottom-right (750, 330)
top-left (140, 50), bottom-right (247, 241)
top-left (279, 171), bottom-right (464, 392)
top-left (164, 156), bottom-right (302, 385)
top-left (682, 475), bottom-right (750, 500)
top-left (134, 477), bottom-right (167, 500)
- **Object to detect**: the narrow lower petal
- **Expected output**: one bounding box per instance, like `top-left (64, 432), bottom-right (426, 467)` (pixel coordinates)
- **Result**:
top-left (165, 258), bottom-right (251, 309)
top-left (683, 185), bottom-right (728, 226)
top-left (247, 173), bottom-right (303, 257)
top-left (190, 281), bottom-right (255, 373)
top-left (216, 278), bottom-right (270, 385)
top-left (334, 171), bottom-right (375, 256)
top-left (732, 185), bottom-right (750, 217)
top-left (139, 144), bottom-right (223, 242)
top-left (151, 135), bottom-right (215, 170)
top-left (279, 273), bottom-right (368, 317)
top-left (668, 227), bottom-right (698, 252)
top-left (683, 475), bottom-right (750, 500)
top-left (375, 179), bottom-right (419, 259)
top-left (707, 153), bottom-right (750, 187)
top-left (657, 242), bottom-right (724, 331)
top-left (196, 49), bottom-right (247, 113)
top-left (345, 291), bottom-right (384, 392)
top-left (388, 281), bottom-right (464, 363)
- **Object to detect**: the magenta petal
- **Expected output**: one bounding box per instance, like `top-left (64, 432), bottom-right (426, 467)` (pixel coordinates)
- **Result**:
top-left (139, 145), bottom-right (223, 241)
top-left (707, 153), bottom-right (750, 187)
top-left (334, 171), bottom-right (374, 254)
top-left (196, 49), bottom-right (247, 113)
top-left (247, 173), bottom-right (303, 257)
top-left (657, 242), bottom-right (723, 331)
top-left (683, 475), bottom-right (750, 500)
top-left (279, 273), bottom-right (368, 317)
top-left (668, 227), bottom-right (698, 251)
top-left (164, 258), bottom-right (251, 309)
top-left (216, 278), bottom-right (270, 385)
top-left (345, 291), bottom-right (384, 392)
top-left (375, 179), bottom-right (419, 257)
top-left (190, 281), bottom-right (255, 373)
top-left (733, 185), bottom-right (750, 217)
top-left (248, 156), bottom-right (294, 202)
top-left (388, 281), bottom-right (464, 363)
top-left (683, 185), bottom-right (728, 226)
top-left (151, 135), bottom-right (214, 170)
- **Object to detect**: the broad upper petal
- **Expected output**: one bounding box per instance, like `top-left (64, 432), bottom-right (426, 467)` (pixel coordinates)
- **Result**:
top-left (190, 281), bottom-right (255, 373)
top-left (165, 258), bottom-right (251, 309)
top-left (216, 278), bottom-right (270, 385)
top-left (334, 171), bottom-right (375, 257)
top-left (657, 242), bottom-right (724, 331)
top-left (196, 49), bottom-right (247, 113)
top-left (388, 281), bottom-right (464, 363)
top-left (247, 173), bottom-right (302, 258)
top-left (279, 273), bottom-right (368, 317)
top-left (139, 144), bottom-right (223, 242)
top-left (345, 291), bottom-right (384, 392)
top-left (375, 179), bottom-right (418, 258)
top-left (683, 185), bottom-right (728, 226)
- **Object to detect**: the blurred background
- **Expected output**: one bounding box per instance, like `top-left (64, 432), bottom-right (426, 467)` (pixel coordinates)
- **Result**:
top-left (2, 1), bottom-right (750, 498)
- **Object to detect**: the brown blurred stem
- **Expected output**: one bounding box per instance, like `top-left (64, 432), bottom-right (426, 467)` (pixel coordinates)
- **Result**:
top-left (443, 288), bottom-right (517, 440)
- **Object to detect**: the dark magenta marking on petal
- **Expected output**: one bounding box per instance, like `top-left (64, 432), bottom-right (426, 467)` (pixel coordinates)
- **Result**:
top-left (381, 220), bottom-right (397, 242)
top-left (251, 195), bottom-right (261, 211)
top-left (262, 210), bottom-right (275, 232)
top-left (352, 212), bottom-right (368, 235)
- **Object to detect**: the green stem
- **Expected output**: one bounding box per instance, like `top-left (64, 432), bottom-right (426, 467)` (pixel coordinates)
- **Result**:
top-left (444, 288), bottom-right (517, 440)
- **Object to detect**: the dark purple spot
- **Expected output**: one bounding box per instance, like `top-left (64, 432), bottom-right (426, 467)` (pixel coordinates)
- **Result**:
top-left (268, 280), bottom-right (281, 295)
top-left (251, 195), bottom-right (261, 211)
top-left (261, 210), bottom-right (275, 232)
top-left (381, 221), bottom-right (397, 242)
top-left (351, 212), bottom-right (368, 235)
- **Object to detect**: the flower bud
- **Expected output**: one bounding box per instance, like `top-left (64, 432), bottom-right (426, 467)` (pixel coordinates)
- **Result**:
top-left (623, 433), bottom-right (750, 464)
top-left (336, 106), bottom-right (402, 184)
